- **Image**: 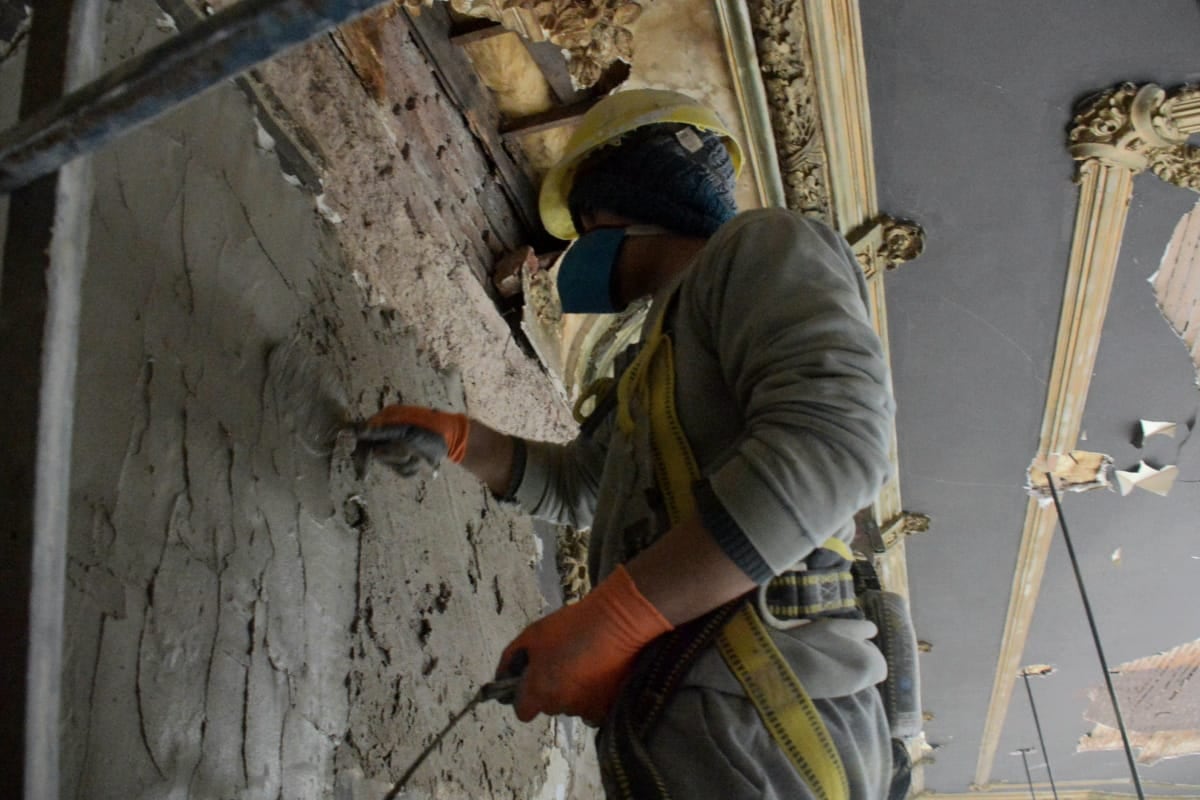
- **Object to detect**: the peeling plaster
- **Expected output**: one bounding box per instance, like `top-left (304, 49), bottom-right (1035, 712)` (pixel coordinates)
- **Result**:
top-left (1025, 450), bottom-right (1113, 500)
top-left (1114, 460), bottom-right (1179, 496)
top-left (1152, 201), bottom-right (1200, 384)
top-left (1078, 639), bottom-right (1200, 764)
top-left (1135, 419), bottom-right (1178, 445)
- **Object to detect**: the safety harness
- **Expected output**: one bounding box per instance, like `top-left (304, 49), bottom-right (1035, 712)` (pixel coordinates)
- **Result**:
top-left (598, 294), bottom-right (853, 800)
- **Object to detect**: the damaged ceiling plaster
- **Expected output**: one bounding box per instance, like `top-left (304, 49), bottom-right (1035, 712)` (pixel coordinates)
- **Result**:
top-left (1078, 639), bottom-right (1200, 765)
top-left (1026, 450), bottom-right (1114, 500)
top-left (1154, 199), bottom-right (1200, 384)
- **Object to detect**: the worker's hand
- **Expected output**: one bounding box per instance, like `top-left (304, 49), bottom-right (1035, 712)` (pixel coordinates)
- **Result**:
top-left (356, 404), bottom-right (470, 476)
top-left (496, 565), bottom-right (674, 724)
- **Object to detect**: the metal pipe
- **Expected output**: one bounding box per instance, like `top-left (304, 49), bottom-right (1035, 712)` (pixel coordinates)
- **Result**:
top-left (0, 0), bottom-right (386, 193)
top-left (1045, 476), bottom-right (1146, 800)
top-left (714, 0), bottom-right (787, 209)
top-left (1014, 748), bottom-right (1037, 800)
top-left (1020, 670), bottom-right (1060, 800)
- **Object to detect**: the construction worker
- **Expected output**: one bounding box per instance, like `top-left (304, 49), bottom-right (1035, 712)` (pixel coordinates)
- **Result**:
top-left (359, 89), bottom-right (896, 799)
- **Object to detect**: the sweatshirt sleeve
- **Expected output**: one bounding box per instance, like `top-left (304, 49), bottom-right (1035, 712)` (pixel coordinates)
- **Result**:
top-left (687, 210), bottom-right (894, 578)
top-left (511, 410), bottom-right (613, 530)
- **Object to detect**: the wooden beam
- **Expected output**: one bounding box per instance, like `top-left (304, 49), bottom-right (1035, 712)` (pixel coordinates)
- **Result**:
top-left (521, 38), bottom-right (582, 105)
top-left (448, 19), bottom-right (507, 48)
top-left (402, 3), bottom-right (542, 238)
top-left (500, 97), bottom-right (599, 139)
top-left (448, 18), bottom-right (581, 106)
top-left (973, 158), bottom-right (1135, 790)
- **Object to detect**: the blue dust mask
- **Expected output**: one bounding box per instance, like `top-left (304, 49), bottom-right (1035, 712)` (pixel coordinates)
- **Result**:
top-left (556, 225), bottom-right (670, 314)
top-left (557, 228), bottom-right (627, 314)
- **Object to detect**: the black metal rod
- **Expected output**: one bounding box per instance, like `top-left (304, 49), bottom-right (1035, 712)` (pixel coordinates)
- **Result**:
top-left (0, 0), bottom-right (386, 193)
top-left (1045, 475), bottom-right (1146, 800)
top-left (1021, 672), bottom-right (1060, 800)
top-left (1017, 748), bottom-right (1037, 800)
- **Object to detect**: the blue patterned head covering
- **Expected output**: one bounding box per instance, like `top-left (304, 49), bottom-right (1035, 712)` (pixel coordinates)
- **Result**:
top-left (567, 123), bottom-right (738, 238)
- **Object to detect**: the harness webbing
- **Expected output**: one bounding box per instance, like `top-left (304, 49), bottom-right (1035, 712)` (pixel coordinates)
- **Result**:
top-left (718, 606), bottom-right (851, 800)
top-left (603, 293), bottom-right (849, 800)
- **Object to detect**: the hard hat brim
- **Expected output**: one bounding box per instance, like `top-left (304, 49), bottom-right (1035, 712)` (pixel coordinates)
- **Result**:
top-left (538, 93), bottom-right (744, 241)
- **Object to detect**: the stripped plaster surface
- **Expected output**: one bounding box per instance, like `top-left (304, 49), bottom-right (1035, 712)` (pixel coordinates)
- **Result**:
top-left (57, 1), bottom-right (599, 797)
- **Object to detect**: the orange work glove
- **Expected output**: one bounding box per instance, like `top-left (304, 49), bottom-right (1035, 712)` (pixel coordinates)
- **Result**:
top-left (357, 404), bottom-right (470, 475)
top-left (497, 565), bottom-right (674, 724)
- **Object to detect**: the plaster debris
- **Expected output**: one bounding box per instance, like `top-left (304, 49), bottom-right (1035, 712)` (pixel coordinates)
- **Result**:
top-left (154, 12), bottom-right (178, 33)
top-left (253, 116), bottom-right (277, 154)
top-left (1025, 450), bottom-right (1112, 501)
top-left (315, 193), bottom-right (344, 224)
top-left (1115, 460), bottom-right (1179, 496)
top-left (1134, 419), bottom-right (1178, 447)
top-left (494, 246), bottom-right (538, 298)
top-left (532, 529), bottom-right (545, 564)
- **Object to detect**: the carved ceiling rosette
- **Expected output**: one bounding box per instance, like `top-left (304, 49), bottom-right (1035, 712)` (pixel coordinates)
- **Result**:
top-left (851, 215), bottom-right (925, 279)
top-left (745, 0), bottom-right (831, 220)
top-left (882, 217), bottom-right (925, 268)
top-left (1069, 82), bottom-right (1200, 194)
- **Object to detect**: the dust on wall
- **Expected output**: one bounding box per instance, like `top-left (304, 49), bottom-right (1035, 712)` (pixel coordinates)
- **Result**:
top-left (57, 0), bottom-right (596, 797)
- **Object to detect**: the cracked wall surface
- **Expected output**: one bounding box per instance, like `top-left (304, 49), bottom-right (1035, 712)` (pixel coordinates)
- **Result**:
top-left (56, 1), bottom-right (598, 798)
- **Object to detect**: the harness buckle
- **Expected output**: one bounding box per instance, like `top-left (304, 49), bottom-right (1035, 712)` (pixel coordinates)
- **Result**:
top-left (756, 566), bottom-right (814, 631)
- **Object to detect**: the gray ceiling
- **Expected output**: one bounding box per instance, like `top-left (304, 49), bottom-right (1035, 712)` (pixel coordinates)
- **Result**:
top-left (861, 1), bottom-right (1200, 793)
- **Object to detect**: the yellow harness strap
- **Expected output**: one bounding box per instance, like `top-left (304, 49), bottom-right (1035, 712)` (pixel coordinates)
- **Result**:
top-left (616, 296), bottom-right (850, 800)
top-left (820, 536), bottom-right (853, 562)
top-left (718, 606), bottom-right (851, 800)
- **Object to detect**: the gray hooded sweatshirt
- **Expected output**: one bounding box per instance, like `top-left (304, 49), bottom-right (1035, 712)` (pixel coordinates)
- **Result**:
top-left (514, 208), bottom-right (896, 798)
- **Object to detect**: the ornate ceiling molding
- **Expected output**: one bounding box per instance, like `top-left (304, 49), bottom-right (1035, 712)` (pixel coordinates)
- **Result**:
top-left (974, 82), bottom-right (1200, 790)
top-left (1069, 82), bottom-right (1200, 190)
top-left (801, 0), bottom-right (879, 232)
top-left (743, 0), bottom-right (831, 220)
top-left (851, 215), bottom-right (926, 280)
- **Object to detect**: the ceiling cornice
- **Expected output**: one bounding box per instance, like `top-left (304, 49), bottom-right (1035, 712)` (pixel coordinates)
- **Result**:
top-left (973, 82), bottom-right (1200, 791)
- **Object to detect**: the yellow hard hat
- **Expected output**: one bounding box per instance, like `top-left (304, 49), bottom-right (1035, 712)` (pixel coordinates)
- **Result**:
top-left (539, 89), bottom-right (745, 240)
